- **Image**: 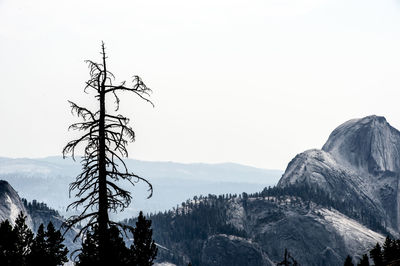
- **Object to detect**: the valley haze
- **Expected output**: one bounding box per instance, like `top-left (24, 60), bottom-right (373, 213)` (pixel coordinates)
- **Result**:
top-left (0, 157), bottom-right (282, 219)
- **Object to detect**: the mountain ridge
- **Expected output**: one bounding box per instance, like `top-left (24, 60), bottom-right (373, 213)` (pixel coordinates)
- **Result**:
top-left (147, 115), bottom-right (400, 265)
top-left (278, 115), bottom-right (400, 234)
top-left (0, 157), bottom-right (282, 219)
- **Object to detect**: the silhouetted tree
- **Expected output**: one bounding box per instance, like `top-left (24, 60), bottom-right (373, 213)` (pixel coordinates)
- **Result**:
top-left (130, 211), bottom-right (158, 265)
top-left (28, 224), bottom-right (46, 265)
top-left (0, 219), bottom-right (18, 265)
top-left (395, 239), bottom-right (400, 254)
top-left (45, 222), bottom-right (68, 265)
top-left (0, 212), bottom-right (67, 266)
top-left (382, 236), bottom-right (396, 264)
top-left (14, 212), bottom-right (33, 265)
top-left (357, 254), bottom-right (369, 266)
top-left (76, 226), bottom-right (99, 265)
top-left (77, 210), bottom-right (158, 266)
top-left (63, 42), bottom-right (154, 264)
top-left (370, 243), bottom-right (383, 266)
top-left (76, 225), bottom-right (130, 266)
top-left (344, 255), bottom-right (354, 266)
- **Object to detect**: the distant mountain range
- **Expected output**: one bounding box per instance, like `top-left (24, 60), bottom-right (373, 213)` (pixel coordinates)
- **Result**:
top-left (146, 115), bottom-right (400, 265)
top-left (0, 157), bottom-right (282, 220)
top-left (2, 115), bottom-right (397, 265)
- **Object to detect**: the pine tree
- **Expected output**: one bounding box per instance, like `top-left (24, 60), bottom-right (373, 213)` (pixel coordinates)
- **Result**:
top-left (0, 219), bottom-right (18, 265)
top-left (45, 222), bottom-right (68, 265)
top-left (26, 222), bottom-right (68, 266)
top-left (77, 225), bottom-right (130, 266)
top-left (382, 236), bottom-right (396, 264)
top-left (344, 255), bottom-right (354, 266)
top-left (370, 243), bottom-right (383, 266)
top-left (13, 212), bottom-right (33, 265)
top-left (130, 211), bottom-right (158, 266)
top-left (0, 214), bottom-right (67, 266)
top-left (76, 226), bottom-right (100, 265)
top-left (28, 224), bottom-right (47, 265)
top-left (108, 226), bottom-right (131, 265)
top-left (395, 239), bottom-right (400, 255)
top-left (357, 254), bottom-right (369, 266)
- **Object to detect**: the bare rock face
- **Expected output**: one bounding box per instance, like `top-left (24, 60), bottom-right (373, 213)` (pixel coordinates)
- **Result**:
top-left (237, 198), bottom-right (384, 266)
top-left (278, 115), bottom-right (400, 233)
top-left (201, 234), bottom-right (274, 266)
top-left (277, 149), bottom-right (384, 218)
top-left (155, 196), bottom-right (385, 266)
top-left (154, 115), bottom-right (398, 266)
top-left (322, 115), bottom-right (400, 174)
top-left (0, 180), bottom-right (30, 225)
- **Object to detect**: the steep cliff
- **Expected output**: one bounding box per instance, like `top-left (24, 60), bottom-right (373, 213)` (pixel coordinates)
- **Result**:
top-left (151, 115), bottom-right (399, 265)
top-left (278, 115), bottom-right (400, 233)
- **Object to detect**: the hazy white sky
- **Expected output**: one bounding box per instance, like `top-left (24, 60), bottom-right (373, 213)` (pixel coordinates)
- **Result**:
top-left (1, 0), bottom-right (400, 170)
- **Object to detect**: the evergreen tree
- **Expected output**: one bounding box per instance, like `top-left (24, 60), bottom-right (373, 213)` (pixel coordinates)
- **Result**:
top-left (357, 254), bottom-right (369, 266)
top-left (13, 212), bottom-right (33, 265)
top-left (77, 225), bottom-right (130, 266)
top-left (395, 239), bottom-right (400, 254)
top-left (344, 255), bottom-right (354, 266)
top-left (0, 219), bottom-right (18, 265)
top-left (24, 221), bottom-right (68, 266)
top-left (28, 224), bottom-right (47, 265)
top-left (109, 226), bottom-right (131, 265)
top-left (382, 236), bottom-right (396, 264)
top-left (130, 211), bottom-right (158, 266)
top-left (0, 214), bottom-right (67, 266)
top-left (76, 226), bottom-right (100, 265)
top-left (370, 243), bottom-right (383, 266)
top-left (45, 222), bottom-right (68, 265)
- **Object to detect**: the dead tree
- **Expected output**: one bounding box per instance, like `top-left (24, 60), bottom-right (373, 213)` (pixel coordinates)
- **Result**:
top-left (63, 42), bottom-right (153, 264)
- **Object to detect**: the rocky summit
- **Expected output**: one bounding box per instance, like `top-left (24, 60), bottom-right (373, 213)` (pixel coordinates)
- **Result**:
top-left (151, 115), bottom-right (400, 265)
top-left (322, 115), bottom-right (400, 174)
top-left (279, 115), bottom-right (400, 234)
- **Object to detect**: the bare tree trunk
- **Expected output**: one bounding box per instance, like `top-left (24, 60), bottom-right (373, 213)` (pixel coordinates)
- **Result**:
top-left (98, 44), bottom-right (109, 264)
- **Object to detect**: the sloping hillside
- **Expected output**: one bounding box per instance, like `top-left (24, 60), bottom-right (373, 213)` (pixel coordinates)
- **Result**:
top-left (140, 116), bottom-right (400, 265)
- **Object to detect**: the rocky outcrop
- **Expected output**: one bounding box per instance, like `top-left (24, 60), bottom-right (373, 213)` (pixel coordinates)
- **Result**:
top-left (233, 198), bottom-right (384, 265)
top-left (154, 195), bottom-right (385, 265)
top-left (0, 180), bottom-right (31, 226)
top-left (322, 116), bottom-right (400, 174)
top-left (154, 115), bottom-right (398, 265)
top-left (201, 234), bottom-right (274, 266)
top-left (278, 115), bottom-right (400, 233)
